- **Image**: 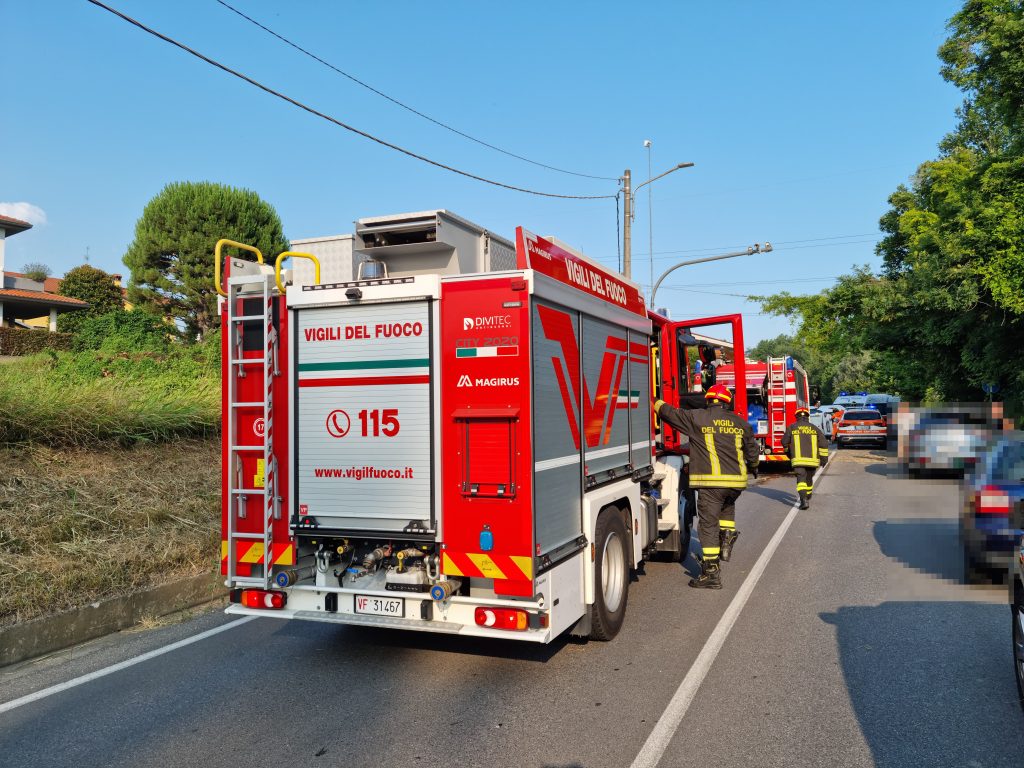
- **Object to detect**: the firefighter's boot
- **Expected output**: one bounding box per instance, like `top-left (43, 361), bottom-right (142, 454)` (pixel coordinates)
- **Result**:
top-left (689, 559), bottom-right (722, 589)
top-left (798, 490), bottom-right (809, 510)
top-left (719, 529), bottom-right (740, 562)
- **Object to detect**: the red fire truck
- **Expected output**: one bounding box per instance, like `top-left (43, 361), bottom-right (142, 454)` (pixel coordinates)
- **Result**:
top-left (218, 210), bottom-right (746, 642)
top-left (716, 357), bottom-right (811, 463)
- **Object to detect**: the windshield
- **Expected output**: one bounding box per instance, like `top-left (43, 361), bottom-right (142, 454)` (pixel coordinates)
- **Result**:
top-left (843, 410), bottom-right (882, 421)
top-left (834, 396), bottom-right (866, 407)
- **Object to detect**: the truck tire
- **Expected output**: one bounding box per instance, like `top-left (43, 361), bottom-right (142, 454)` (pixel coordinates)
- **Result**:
top-left (589, 508), bottom-right (630, 641)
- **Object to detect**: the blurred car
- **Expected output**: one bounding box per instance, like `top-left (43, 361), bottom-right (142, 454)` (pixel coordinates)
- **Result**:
top-left (1011, 533), bottom-right (1024, 709)
top-left (835, 407), bottom-right (888, 448)
top-left (817, 404), bottom-right (846, 440)
top-left (906, 412), bottom-right (991, 477)
top-left (961, 433), bottom-right (1024, 584)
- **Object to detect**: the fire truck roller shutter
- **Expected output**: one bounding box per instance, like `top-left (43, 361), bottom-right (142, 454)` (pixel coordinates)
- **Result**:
top-left (580, 315), bottom-right (634, 483)
top-left (628, 329), bottom-right (653, 473)
top-left (532, 300), bottom-right (585, 557)
top-left (295, 301), bottom-right (433, 533)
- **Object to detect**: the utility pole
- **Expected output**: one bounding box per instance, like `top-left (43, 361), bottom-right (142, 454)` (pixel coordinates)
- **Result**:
top-left (622, 162), bottom-right (693, 284)
top-left (622, 169), bottom-right (632, 278)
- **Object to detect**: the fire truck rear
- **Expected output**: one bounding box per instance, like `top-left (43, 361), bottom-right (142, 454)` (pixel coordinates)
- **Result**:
top-left (717, 356), bottom-right (810, 463)
top-left (218, 210), bottom-right (723, 642)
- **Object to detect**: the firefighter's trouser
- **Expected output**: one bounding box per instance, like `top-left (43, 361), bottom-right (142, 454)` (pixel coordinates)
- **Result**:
top-left (696, 487), bottom-right (742, 562)
top-left (795, 466), bottom-right (817, 497)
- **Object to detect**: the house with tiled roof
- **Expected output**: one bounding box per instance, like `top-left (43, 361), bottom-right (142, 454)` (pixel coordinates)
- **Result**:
top-left (0, 214), bottom-right (89, 331)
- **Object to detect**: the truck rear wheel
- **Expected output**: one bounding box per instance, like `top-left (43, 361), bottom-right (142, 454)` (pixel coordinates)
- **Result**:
top-left (590, 507), bottom-right (630, 641)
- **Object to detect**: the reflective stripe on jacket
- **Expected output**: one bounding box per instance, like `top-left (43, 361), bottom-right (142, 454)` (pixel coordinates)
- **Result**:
top-left (656, 402), bottom-right (759, 489)
top-left (781, 418), bottom-right (829, 468)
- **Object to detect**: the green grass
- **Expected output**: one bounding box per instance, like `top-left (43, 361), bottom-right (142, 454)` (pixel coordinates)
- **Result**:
top-left (0, 339), bottom-right (225, 626)
top-left (0, 342), bottom-right (221, 446)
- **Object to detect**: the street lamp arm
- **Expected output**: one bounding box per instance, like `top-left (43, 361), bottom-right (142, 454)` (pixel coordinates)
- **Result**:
top-left (650, 243), bottom-right (772, 304)
top-left (633, 162), bottom-right (695, 194)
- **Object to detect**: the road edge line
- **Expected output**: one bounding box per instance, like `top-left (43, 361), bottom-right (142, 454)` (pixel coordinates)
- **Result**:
top-left (0, 616), bottom-right (258, 715)
top-left (629, 452), bottom-right (837, 768)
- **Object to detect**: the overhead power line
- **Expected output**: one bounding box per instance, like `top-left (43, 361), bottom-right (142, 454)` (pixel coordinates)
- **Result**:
top-left (214, 0), bottom-right (616, 182)
top-left (87, 0), bottom-right (616, 201)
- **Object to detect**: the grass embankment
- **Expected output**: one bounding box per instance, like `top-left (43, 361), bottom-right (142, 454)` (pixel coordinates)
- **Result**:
top-left (0, 339), bottom-right (222, 626)
top-left (0, 440), bottom-right (220, 626)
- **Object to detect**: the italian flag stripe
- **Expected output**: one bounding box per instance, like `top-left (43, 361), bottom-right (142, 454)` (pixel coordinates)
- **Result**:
top-left (456, 346), bottom-right (518, 358)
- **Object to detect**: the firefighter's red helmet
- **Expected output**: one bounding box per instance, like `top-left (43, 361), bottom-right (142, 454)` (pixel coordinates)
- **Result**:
top-left (795, 407), bottom-right (810, 417)
top-left (704, 384), bottom-right (733, 404)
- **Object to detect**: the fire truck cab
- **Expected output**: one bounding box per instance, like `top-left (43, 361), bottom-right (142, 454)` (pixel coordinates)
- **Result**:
top-left (218, 210), bottom-right (745, 643)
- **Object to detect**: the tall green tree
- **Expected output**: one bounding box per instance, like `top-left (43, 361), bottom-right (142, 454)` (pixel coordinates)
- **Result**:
top-left (57, 265), bottom-right (125, 333)
top-left (123, 182), bottom-right (288, 339)
top-left (756, 0), bottom-right (1024, 412)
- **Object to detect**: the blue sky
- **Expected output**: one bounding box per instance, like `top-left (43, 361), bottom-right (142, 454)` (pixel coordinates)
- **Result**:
top-left (2, 0), bottom-right (963, 345)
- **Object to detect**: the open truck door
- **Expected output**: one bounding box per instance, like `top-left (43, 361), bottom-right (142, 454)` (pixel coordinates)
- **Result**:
top-left (653, 313), bottom-right (747, 454)
top-left (648, 313), bottom-right (746, 562)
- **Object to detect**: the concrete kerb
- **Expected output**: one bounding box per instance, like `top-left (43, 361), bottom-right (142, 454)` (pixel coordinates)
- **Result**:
top-left (0, 572), bottom-right (223, 668)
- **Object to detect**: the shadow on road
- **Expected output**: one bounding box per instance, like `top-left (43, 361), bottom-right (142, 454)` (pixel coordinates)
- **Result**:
top-left (821, 602), bottom-right (1024, 767)
top-left (287, 621), bottom-right (576, 662)
top-left (873, 517), bottom-right (965, 582)
top-left (747, 486), bottom-right (795, 506)
top-left (863, 462), bottom-right (897, 477)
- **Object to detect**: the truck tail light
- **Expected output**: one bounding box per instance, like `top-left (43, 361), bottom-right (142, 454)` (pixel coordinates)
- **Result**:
top-left (238, 589), bottom-right (287, 609)
top-left (475, 606), bottom-right (528, 631)
top-left (977, 486), bottom-right (1011, 516)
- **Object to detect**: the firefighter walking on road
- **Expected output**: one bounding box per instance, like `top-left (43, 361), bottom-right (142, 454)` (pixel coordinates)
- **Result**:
top-left (782, 407), bottom-right (829, 510)
top-left (654, 384), bottom-right (759, 589)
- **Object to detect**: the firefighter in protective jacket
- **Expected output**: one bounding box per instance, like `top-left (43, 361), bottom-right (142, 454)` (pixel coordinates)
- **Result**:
top-left (654, 384), bottom-right (759, 589)
top-left (782, 407), bottom-right (829, 509)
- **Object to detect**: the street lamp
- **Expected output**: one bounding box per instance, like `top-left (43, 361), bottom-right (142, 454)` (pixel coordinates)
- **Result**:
top-left (643, 139), bottom-right (653, 295)
top-left (622, 161), bottom-right (694, 279)
top-left (651, 242), bottom-right (773, 304)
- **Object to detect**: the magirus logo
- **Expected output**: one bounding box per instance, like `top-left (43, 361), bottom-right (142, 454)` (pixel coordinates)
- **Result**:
top-left (457, 375), bottom-right (519, 388)
top-left (463, 315), bottom-right (511, 331)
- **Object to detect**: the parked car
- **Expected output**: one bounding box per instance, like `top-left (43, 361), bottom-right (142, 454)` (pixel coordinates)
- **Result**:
top-left (816, 404), bottom-right (846, 440)
top-left (961, 433), bottom-right (1024, 584)
top-left (1010, 533), bottom-right (1024, 709)
top-left (905, 411), bottom-right (991, 477)
top-left (835, 407), bottom-right (888, 448)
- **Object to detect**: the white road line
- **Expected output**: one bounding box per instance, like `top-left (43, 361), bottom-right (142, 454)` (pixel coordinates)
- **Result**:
top-left (630, 452), bottom-right (837, 768)
top-left (0, 616), bottom-right (258, 715)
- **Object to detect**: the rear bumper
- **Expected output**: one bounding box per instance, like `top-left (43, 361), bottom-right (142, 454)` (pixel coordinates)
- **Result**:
top-left (225, 588), bottom-right (556, 642)
top-left (963, 526), bottom-right (1017, 571)
top-left (837, 433), bottom-right (887, 445)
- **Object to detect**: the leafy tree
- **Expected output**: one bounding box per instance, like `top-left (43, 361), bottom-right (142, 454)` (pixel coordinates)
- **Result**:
top-left (938, 0), bottom-right (1024, 155)
top-left (72, 310), bottom-right (172, 353)
top-left (21, 262), bottom-right (51, 282)
top-left (755, 0), bottom-right (1024, 414)
top-left (123, 181), bottom-right (288, 339)
top-left (57, 265), bottom-right (126, 333)
top-left (748, 334), bottom-right (807, 362)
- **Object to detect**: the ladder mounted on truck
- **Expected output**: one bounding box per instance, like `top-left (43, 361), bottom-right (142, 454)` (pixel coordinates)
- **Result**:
top-left (222, 244), bottom-right (279, 590)
top-left (217, 241), bottom-right (321, 589)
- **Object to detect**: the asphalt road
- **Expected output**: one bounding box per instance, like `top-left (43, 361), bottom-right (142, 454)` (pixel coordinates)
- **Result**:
top-left (2, 448), bottom-right (1022, 767)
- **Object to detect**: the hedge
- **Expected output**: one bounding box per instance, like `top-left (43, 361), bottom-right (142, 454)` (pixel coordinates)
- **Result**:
top-left (0, 328), bottom-right (75, 356)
